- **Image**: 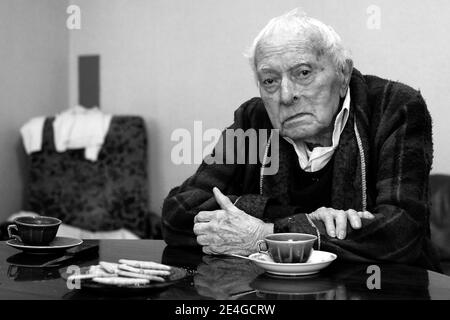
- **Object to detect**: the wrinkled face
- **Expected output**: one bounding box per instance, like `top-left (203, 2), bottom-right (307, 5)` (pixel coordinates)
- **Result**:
top-left (255, 35), bottom-right (347, 143)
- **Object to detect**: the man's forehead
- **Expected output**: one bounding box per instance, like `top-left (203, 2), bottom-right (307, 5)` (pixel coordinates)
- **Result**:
top-left (255, 31), bottom-right (321, 64)
top-left (255, 41), bottom-right (320, 70)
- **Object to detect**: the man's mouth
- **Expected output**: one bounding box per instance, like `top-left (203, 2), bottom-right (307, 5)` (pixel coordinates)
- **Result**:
top-left (283, 113), bottom-right (311, 125)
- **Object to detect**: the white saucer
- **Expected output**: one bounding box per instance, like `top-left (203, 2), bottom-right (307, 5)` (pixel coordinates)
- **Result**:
top-left (6, 237), bottom-right (83, 254)
top-left (247, 250), bottom-right (337, 276)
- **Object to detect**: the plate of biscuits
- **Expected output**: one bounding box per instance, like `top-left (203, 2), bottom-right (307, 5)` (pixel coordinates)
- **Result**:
top-left (60, 259), bottom-right (189, 293)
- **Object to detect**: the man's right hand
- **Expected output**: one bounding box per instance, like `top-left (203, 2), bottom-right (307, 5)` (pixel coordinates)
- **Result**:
top-left (307, 207), bottom-right (375, 240)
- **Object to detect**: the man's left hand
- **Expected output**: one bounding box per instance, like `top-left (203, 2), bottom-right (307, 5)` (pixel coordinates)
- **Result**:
top-left (193, 187), bottom-right (273, 255)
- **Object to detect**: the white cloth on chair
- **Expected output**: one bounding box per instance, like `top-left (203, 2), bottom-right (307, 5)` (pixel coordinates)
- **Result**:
top-left (53, 105), bottom-right (112, 161)
top-left (20, 116), bottom-right (46, 154)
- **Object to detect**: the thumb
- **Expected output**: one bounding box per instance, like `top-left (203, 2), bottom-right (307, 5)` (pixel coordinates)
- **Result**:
top-left (213, 187), bottom-right (235, 211)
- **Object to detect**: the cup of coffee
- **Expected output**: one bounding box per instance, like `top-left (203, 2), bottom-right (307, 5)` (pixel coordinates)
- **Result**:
top-left (7, 216), bottom-right (62, 245)
top-left (256, 233), bottom-right (317, 263)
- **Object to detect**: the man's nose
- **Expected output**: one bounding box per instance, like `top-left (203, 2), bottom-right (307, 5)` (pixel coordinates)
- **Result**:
top-left (280, 77), bottom-right (298, 106)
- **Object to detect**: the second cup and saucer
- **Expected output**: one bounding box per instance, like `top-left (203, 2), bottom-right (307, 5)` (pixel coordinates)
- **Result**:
top-left (6, 216), bottom-right (83, 254)
top-left (236, 233), bottom-right (337, 277)
top-left (248, 250), bottom-right (337, 277)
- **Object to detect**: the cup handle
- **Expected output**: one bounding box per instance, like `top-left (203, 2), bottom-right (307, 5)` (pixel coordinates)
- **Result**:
top-left (7, 225), bottom-right (22, 242)
top-left (256, 239), bottom-right (268, 252)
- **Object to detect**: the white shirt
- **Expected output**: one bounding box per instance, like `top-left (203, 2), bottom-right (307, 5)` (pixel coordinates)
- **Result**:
top-left (284, 88), bottom-right (350, 172)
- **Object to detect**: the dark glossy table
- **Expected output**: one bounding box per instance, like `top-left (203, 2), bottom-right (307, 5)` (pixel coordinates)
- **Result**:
top-left (1, 240), bottom-right (450, 300)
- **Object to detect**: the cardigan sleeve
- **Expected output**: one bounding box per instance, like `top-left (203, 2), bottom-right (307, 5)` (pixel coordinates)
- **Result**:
top-left (273, 89), bottom-right (439, 269)
top-left (162, 98), bottom-right (271, 246)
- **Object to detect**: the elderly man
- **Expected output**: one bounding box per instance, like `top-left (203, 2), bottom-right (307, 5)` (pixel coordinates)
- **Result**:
top-left (162, 9), bottom-right (440, 271)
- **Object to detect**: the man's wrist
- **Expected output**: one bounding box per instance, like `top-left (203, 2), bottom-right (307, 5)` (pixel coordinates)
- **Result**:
top-left (263, 222), bottom-right (274, 236)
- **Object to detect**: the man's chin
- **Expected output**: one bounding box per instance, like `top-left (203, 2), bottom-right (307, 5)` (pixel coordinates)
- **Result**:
top-left (280, 127), bottom-right (315, 141)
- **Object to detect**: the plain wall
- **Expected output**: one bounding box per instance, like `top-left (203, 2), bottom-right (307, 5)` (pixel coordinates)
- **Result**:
top-left (0, 0), bottom-right (69, 221)
top-left (68, 0), bottom-right (450, 215)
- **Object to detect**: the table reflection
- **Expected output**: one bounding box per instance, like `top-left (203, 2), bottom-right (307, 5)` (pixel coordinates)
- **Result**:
top-left (7, 265), bottom-right (62, 282)
top-left (0, 242), bottom-right (437, 300)
top-left (250, 274), bottom-right (341, 300)
top-left (323, 262), bottom-right (431, 300)
top-left (160, 245), bottom-right (433, 300)
top-left (6, 252), bottom-right (69, 282)
top-left (194, 255), bottom-right (263, 299)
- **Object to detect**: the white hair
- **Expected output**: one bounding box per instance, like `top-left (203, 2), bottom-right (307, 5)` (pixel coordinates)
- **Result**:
top-left (245, 8), bottom-right (352, 78)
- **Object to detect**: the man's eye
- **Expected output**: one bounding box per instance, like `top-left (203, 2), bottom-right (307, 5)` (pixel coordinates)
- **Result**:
top-left (293, 69), bottom-right (312, 79)
top-left (300, 70), bottom-right (310, 76)
top-left (263, 78), bottom-right (275, 85)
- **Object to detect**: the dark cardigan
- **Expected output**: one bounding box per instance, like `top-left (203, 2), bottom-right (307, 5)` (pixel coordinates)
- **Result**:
top-left (162, 69), bottom-right (441, 272)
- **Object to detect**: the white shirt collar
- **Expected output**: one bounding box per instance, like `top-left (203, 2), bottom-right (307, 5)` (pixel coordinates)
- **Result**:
top-left (284, 88), bottom-right (351, 172)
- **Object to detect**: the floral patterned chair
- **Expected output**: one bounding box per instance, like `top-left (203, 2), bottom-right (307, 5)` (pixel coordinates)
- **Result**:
top-left (23, 116), bottom-right (161, 239)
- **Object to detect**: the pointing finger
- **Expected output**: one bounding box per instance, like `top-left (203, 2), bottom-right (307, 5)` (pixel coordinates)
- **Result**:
top-left (212, 187), bottom-right (235, 211)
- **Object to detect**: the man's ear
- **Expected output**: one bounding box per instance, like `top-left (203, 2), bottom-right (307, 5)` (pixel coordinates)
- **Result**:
top-left (340, 59), bottom-right (353, 97)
